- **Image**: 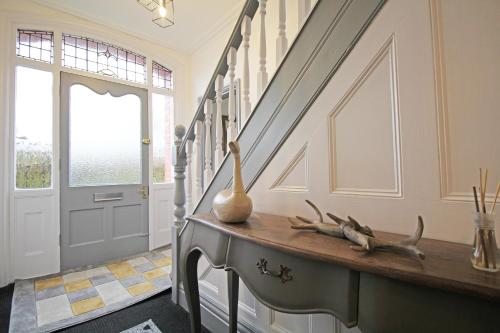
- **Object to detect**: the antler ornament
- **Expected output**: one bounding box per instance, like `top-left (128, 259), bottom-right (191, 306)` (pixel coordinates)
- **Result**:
top-left (288, 200), bottom-right (425, 260)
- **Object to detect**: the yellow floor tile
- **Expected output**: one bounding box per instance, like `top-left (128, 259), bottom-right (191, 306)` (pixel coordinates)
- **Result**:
top-left (143, 268), bottom-right (167, 281)
top-left (153, 257), bottom-right (172, 267)
top-left (127, 282), bottom-right (154, 296)
top-left (70, 296), bottom-right (104, 316)
top-left (65, 279), bottom-right (92, 293)
top-left (35, 276), bottom-right (64, 292)
top-left (107, 262), bottom-right (137, 279)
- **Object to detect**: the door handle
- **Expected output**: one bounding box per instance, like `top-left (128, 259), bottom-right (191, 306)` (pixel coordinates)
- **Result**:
top-left (138, 186), bottom-right (149, 199)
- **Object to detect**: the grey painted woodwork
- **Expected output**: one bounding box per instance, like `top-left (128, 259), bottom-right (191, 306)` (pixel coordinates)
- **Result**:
top-left (358, 272), bottom-right (500, 333)
top-left (226, 237), bottom-right (358, 326)
top-left (172, 125), bottom-right (187, 304)
top-left (60, 72), bottom-right (149, 270)
top-left (181, 216), bottom-right (500, 333)
top-left (194, 0), bottom-right (386, 214)
top-left (179, 219), bottom-right (358, 333)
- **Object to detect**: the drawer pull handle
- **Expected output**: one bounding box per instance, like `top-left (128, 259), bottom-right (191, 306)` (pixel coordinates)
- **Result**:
top-left (256, 258), bottom-right (293, 283)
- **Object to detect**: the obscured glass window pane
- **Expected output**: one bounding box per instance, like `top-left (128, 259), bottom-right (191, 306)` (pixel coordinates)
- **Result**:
top-left (152, 93), bottom-right (174, 184)
top-left (16, 29), bottom-right (54, 63)
top-left (152, 61), bottom-right (173, 89)
top-left (69, 84), bottom-right (142, 186)
top-left (15, 66), bottom-right (53, 189)
top-left (62, 34), bottom-right (146, 84)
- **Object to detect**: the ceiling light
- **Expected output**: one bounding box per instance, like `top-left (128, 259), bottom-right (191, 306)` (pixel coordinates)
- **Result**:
top-left (137, 0), bottom-right (175, 28)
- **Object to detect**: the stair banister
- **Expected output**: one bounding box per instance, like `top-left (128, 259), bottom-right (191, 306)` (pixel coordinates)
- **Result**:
top-left (179, 0), bottom-right (259, 149)
top-left (226, 47), bottom-right (237, 145)
top-left (214, 74), bottom-right (224, 169)
top-left (276, 0), bottom-right (288, 65)
top-left (257, 0), bottom-right (268, 96)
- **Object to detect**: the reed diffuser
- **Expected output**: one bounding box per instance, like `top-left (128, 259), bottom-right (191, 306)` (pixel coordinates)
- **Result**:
top-left (471, 168), bottom-right (500, 272)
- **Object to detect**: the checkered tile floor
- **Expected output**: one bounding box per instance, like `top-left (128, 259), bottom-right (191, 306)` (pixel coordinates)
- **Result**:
top-left (32, 249), bottom-right (172, 328)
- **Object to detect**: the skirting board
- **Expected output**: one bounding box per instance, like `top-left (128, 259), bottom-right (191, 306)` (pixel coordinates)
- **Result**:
top-left (178, 288), bottom-right (261, 333)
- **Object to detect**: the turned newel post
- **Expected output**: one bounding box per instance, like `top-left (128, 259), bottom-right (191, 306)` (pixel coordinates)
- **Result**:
top-left (257, 0), bottom-right (268, 97)
top-left (173, 124), bottom-right (187, 227)
top-left (276, 0), bottom-right (288, 66)
top-left (171, 124), bottom-right (186, 304)
top-left (241, 15), bottom-right (252, 122)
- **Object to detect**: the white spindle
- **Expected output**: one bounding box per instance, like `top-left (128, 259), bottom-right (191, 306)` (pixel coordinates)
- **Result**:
top-left (227, 47), bottom-right (237, 145)
top-left (215, 74), bottom-right (224, 169)
top-left (257, 0), bottom-right (268, 96)
top-left (204, 99), bottom-right (213, 190)
top-left (241, 15), bottom-right (252, 122)
top-left (185, 139), bottom-right (193, 213)
top-left (193, 120), bottom-right (203, 204)
top-left (276, 0), bottom-right (288, 66)
top-left (298, 0), bottom-right (311, 26)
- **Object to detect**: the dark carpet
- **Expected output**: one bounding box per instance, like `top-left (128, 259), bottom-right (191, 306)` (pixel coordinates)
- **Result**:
top-left (0, 284), bottom-right (13, 333)
top-left (0, 284), bottom-right (209, 333)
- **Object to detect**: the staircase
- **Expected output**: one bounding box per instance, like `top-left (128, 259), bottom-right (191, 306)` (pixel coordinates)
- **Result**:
top-left (171, 0), bottom-right (385, 308)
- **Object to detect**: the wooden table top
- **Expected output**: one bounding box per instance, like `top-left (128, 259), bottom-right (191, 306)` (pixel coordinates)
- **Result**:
top-left (188, 212), bottom-right (500, 301)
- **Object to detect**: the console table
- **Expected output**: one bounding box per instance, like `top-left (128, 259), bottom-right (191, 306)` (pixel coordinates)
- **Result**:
top-left (179, 212), bottom-right (500, 333)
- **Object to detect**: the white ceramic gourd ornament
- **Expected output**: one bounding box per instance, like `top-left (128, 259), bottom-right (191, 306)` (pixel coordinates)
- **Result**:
top-left (212, 141), bottom-right (253, 223)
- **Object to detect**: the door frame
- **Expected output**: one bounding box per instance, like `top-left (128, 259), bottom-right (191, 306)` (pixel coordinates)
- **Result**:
top-left (5, 16), bottom-right (180, 280)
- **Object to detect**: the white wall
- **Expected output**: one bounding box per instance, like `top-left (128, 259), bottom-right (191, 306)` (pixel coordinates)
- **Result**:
top-left (0, 0), bottom-right (192, 287)
top-left (184, 0), bottom-right (500, 332)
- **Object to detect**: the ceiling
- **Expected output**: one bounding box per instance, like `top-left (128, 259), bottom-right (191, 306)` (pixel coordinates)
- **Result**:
top-left (33, 0), bottom-right (244, 53)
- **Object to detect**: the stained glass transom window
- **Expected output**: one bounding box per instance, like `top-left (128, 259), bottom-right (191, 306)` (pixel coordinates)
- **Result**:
top-left (152, 61), bottom-right (173, 89)
top-left (16, 30), bottom-right (54, 63)
top-left (62, 34), bottom-right (146, 84)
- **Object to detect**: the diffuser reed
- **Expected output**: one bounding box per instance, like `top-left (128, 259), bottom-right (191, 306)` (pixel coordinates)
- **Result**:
top-left (471, 168), bottom-right (500, 272)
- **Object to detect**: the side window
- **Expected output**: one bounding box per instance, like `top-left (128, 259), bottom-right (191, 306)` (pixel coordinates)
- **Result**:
top-left (15, 66), bottom-right (53, 189)
top-left (152, 93), bottom-right (174, 184)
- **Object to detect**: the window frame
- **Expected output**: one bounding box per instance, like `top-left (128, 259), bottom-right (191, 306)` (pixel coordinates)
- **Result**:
top-left (10, 24), bottom-right (177, 195)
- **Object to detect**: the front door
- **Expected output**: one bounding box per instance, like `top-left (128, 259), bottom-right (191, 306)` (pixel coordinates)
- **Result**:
top-left (60, 72), bottom-right (149, 270)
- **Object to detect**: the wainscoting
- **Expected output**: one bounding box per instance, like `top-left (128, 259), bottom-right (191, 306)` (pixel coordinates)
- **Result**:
top-left (181, 0), bottom-right (500, 332)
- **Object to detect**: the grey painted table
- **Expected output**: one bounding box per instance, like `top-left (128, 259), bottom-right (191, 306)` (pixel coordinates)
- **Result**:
top-left (179, 213), bottom-right (500, 333)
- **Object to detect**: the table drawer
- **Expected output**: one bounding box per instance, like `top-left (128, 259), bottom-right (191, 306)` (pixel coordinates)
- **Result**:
top-left (226, 237), bottom-right (359, 327)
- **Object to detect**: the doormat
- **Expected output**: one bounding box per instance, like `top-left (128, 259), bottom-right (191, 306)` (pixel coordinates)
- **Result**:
top-left (120, 319), bottom-right (162, 333)
top-left (9, 248), bottom-right (172, 333)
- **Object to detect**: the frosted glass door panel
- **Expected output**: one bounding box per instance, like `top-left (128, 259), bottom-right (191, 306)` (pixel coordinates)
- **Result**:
top-left (69, 84), bottom-right (141, 186)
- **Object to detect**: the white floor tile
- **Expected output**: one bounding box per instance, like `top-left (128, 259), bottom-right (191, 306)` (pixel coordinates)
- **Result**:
top-left (85, 267), bottom-right (110, 278)
top-left (96, 280), bottom-right (131, 305)
top-left (36, 295), bottom-right (73, 327)
top-left (127, 257), bottom-right (149, 267)
top-left (161, 265), bottom-right (172, 274)
top-left (62, 271), bottom-right (88, 284)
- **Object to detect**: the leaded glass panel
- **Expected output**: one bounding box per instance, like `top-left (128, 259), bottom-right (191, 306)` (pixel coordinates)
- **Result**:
top-left (62, 34), bottom-right (146, 84)
top-left (16, 30), bottom-right (54, 63)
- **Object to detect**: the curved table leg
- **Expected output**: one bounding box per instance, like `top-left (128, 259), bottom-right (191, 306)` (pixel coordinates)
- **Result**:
top-left (227, 270), bottom-right (240, 333)
top-left (182, 249), bottom-right (202, 333)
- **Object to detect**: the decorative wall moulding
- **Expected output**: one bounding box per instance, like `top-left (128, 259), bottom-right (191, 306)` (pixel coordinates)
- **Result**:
top-left (270, 143), bottom-right (309, 192)
top-left (328, 34), bottom-right (402, 198)
top-left (431, 0), bottom-right (500, 203)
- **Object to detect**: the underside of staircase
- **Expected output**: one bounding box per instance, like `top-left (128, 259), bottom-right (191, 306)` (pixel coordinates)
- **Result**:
top-left (171, 0), bottom-right (386, 312)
